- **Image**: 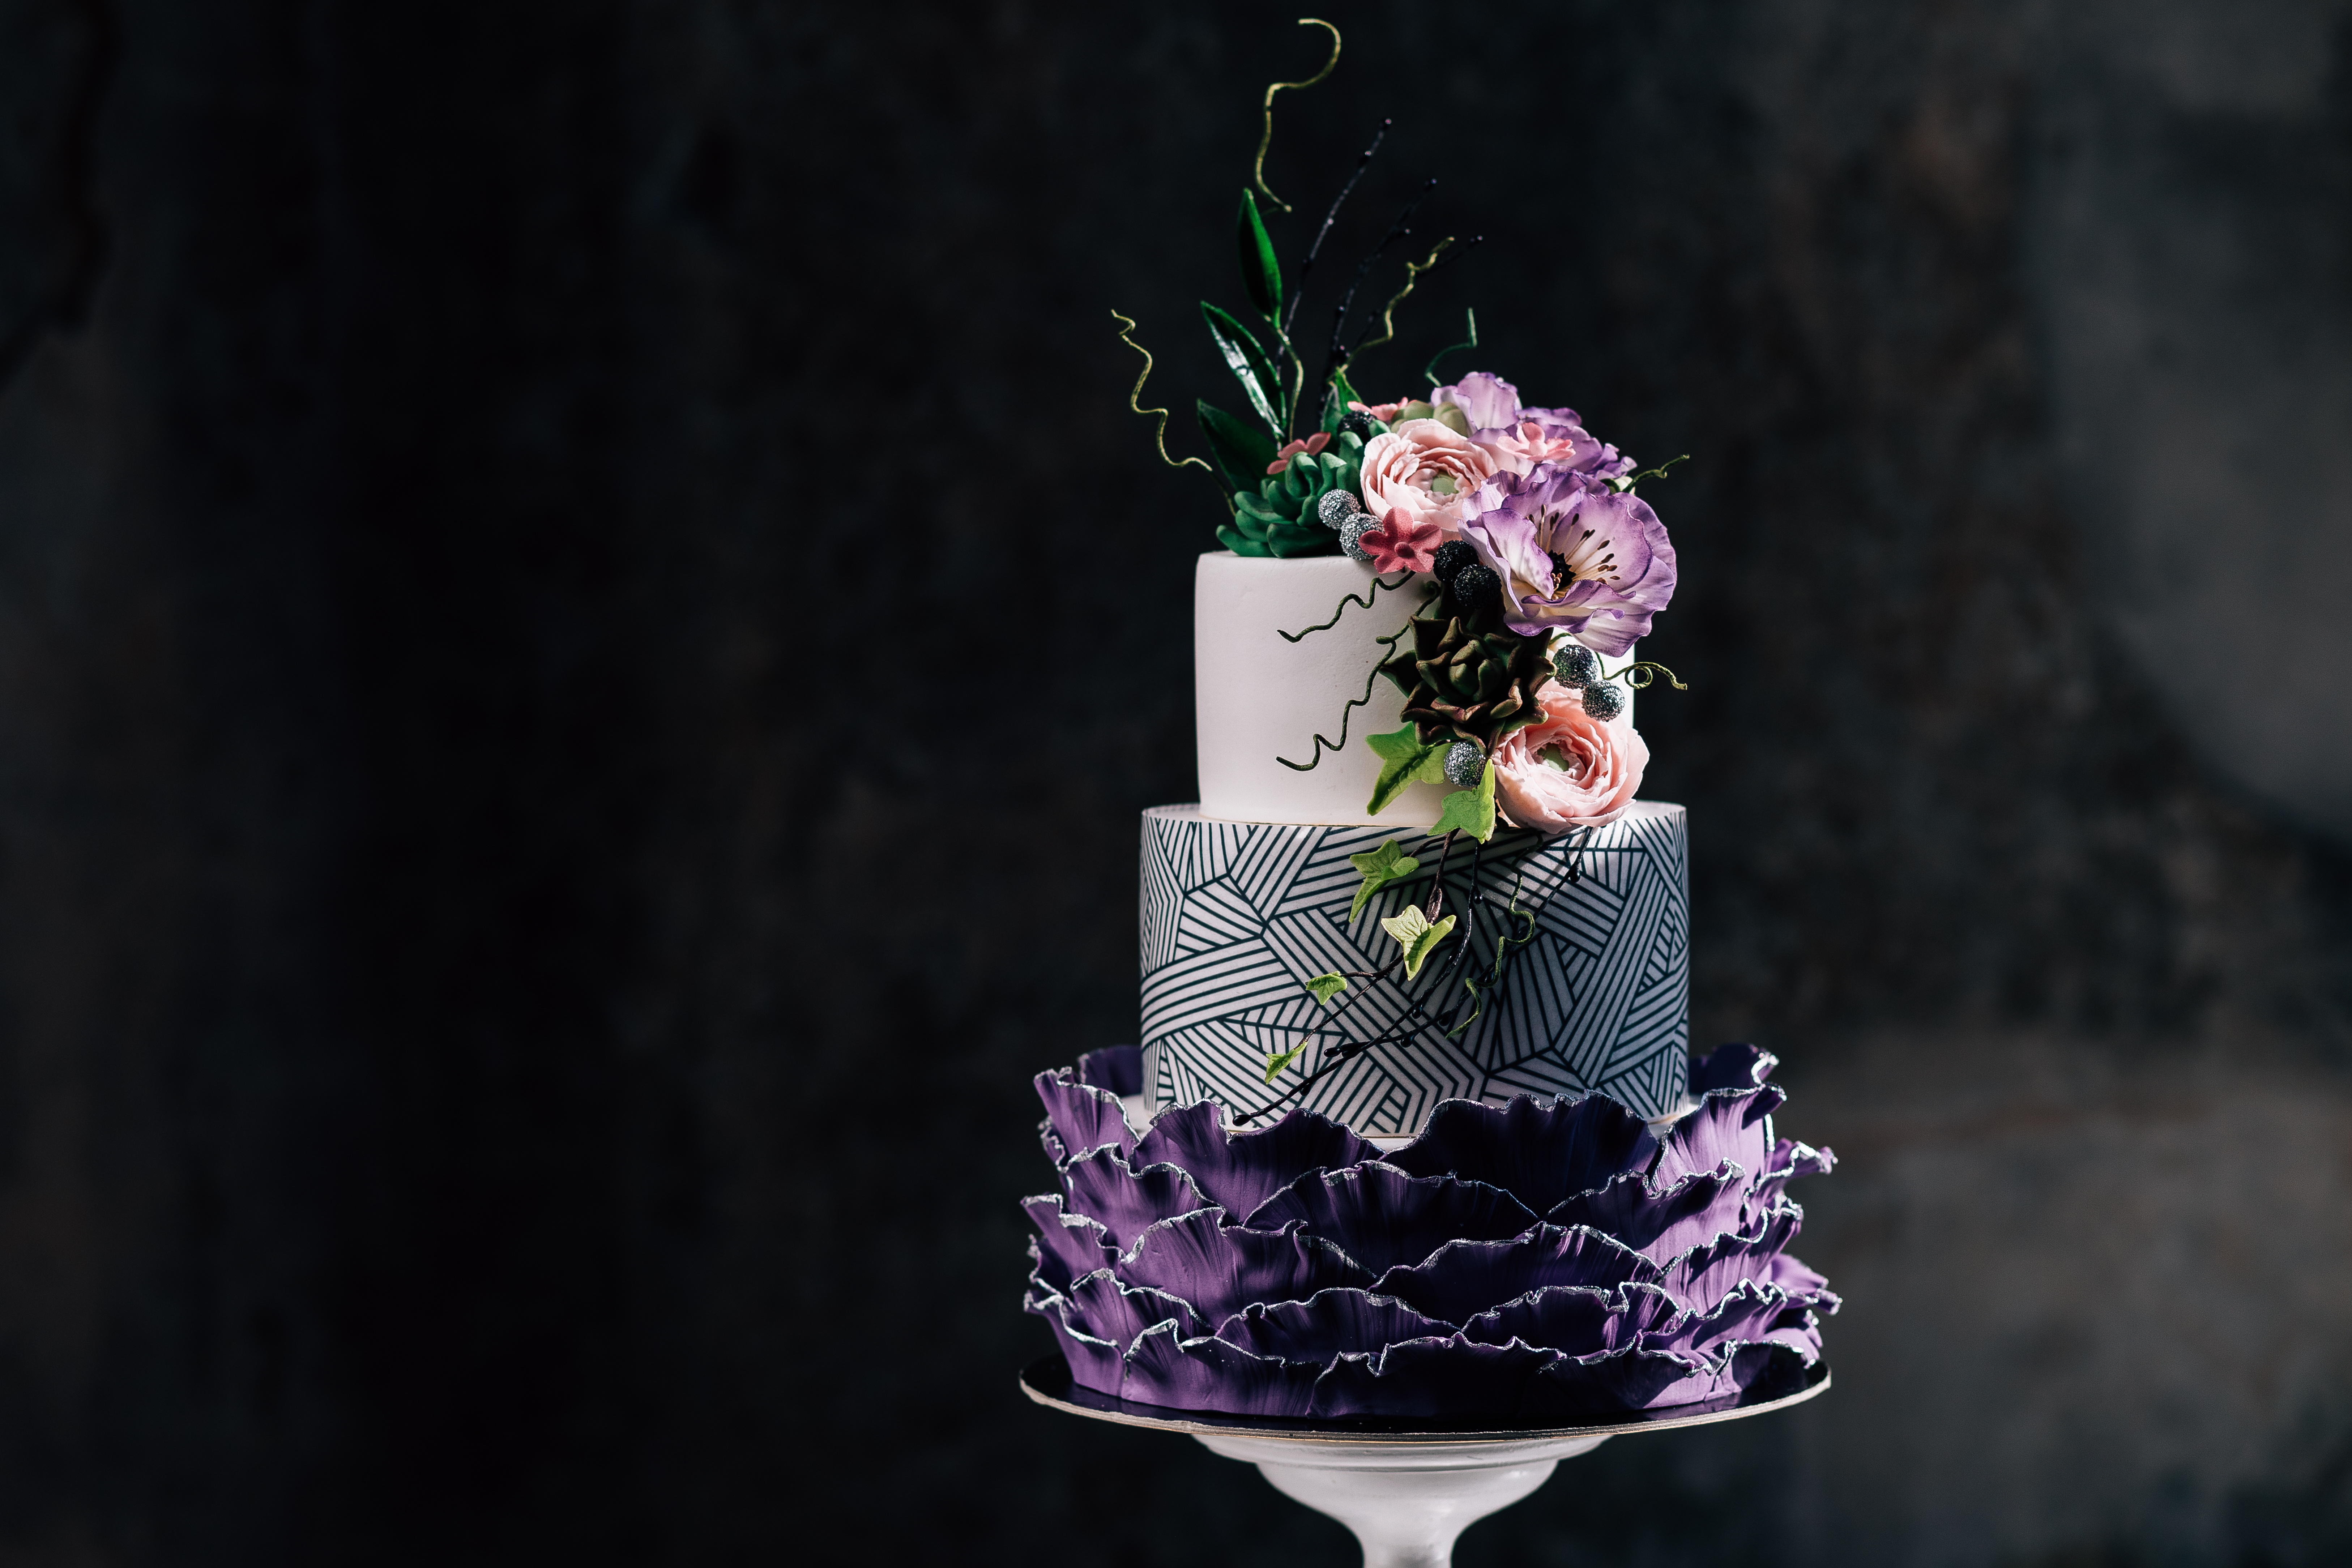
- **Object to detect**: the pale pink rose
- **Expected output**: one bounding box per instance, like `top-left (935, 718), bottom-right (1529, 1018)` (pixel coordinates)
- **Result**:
top-left (1357, 419), bottom-right (1501, 535)
top-left (1491, 681), bottom-right (1648, 832)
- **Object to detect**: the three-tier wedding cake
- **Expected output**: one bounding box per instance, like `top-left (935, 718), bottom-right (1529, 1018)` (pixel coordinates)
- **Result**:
top-left (1021, 34), bottom-right (1834, 1420)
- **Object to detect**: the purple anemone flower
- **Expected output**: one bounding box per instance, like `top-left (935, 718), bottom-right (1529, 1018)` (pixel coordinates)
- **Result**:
top-left (1459, 464), bottom-right (1678, 653)
top-left (1021, 1043), bottom-right (1836, 1420)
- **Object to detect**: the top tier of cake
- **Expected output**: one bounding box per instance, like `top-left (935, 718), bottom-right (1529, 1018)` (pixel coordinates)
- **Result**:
top-left (1194, 552), bottom-right (1629, 826)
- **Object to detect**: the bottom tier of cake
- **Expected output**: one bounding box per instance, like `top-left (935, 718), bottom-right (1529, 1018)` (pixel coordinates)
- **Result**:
top-left (1023, 1045), bottom-right (1836, 1420)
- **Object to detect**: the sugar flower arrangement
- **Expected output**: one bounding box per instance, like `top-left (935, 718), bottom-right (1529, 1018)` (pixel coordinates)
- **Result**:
top-left (1117, 20), bottom-right (1688, 850)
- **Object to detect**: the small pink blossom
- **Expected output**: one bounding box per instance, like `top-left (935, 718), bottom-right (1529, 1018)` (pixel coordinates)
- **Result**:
top-left (1265, 431), bottom-right (1332, 475)
top-left (1491, 681), bottom-right (1649, 832)
top-left (1477, 419), bottom-right (1601, 476)
top-left (1348, 399), bottom-right (1406, 421)
top-left (1359, 508), bottom-right (1445, 574)
top-left (1357, 419), bottom-right (1501, 536)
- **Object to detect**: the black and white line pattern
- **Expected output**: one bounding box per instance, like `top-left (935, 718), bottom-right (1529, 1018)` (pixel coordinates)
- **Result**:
top-left (1139, 803), bottom-right (1690, 1132)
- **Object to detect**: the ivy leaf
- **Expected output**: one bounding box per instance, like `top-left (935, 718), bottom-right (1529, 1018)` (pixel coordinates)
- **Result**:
top-left (1303, 972), bottom-right (1349, 1005)
top-left (1197, 400), bottom-right (1277, 496)
top-left (1235, 190), bottom-right (1283, 319)
top-left (1364, 723), bottom-right (1450, 816)
top-left (1201, 303), bottom-right (1284, 437)
top-left (1263, 1041), bottom-right (1309, 1083)
top-left (1346, 839), bottom-right (1423, 922)
top-left (1379, 905), bottom-right (1458, 980)
top-left (1427, 760), bottom-right (1498, 842)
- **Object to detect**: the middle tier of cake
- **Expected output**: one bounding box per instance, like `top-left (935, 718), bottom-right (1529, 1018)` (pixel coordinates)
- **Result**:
top-left (1139, 802), bottom-right (1690, 1135)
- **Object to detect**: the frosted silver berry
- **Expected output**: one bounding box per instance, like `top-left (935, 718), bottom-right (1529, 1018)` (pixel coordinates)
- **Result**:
top-left (1317, 488), bottom-right (1364, 529)
top-left (1442, 740), bottom-right (1485, 787)
top-left (1552, 643), bottom-right (1601, 688)
top-left (1581, 680), bottom-right (1627, 723)
top-left (1340, 516), bottom-right (1378, 563)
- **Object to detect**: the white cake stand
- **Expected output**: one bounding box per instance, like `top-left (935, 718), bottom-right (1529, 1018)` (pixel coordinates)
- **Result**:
top-left (1021, 1354), bottom-right (1830, 1568)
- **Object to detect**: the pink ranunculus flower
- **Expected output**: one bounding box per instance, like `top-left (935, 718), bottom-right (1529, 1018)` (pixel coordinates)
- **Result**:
top-left (1491, 680), bottom-right (1649, 832)
top-left (1357, 419), bottom-right (1501, 536)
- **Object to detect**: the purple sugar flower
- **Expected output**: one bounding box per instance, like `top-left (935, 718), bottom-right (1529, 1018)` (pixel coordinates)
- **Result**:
top-left (1459, 464), bottom-right (1679, 653)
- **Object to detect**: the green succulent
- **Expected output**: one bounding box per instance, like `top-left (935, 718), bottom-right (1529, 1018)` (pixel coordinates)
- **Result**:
top-left (1376, 599), bottom-right (1553, 751)
top-left (1218, 429), bottom-right (1371, 558)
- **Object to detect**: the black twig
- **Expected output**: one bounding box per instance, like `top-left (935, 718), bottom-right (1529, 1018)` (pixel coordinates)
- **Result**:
top-left (1281, 119), bottom-right (1391, 344)
top-left (1315, 180), bottom-right (1436, 422)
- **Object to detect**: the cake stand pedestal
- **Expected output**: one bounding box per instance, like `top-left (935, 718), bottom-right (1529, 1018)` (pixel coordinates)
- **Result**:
top-left (1021, 1355), bottom-right (1830, 1568)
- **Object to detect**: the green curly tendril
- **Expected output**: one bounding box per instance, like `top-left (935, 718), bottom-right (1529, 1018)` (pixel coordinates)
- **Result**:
top-left (1110, 309), bottom-right (1215, 482)
top-left (1276, 572), bottom-right (1411, 643)
top-left (1275, 618), bottom-right (1415, 771)
top-left (1252, 19), bottom-right (1342, 214)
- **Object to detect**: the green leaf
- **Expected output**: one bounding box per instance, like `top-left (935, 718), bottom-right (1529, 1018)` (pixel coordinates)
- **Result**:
top-left (1197, 401), bottom-right (1277, 496)
top-left (1235, 191), bottom-right (1283, 319)
top-left (1427, 761), bottom-right (1498, 842)
top-left (1364, 723), bottom-right (1450, 816)
top-left (1263, 1041), bottom-right (1309, 1082)
top-left (1346, 840), bottom-right (1423, 922)
top-left (1303, 972), bottom-right (1349, 1005)
top-left (1201, 303), bottom-right (1284, 436)
top-left (1323, 366), bottom-right (1363, 433)
top-left (1379, 905), bottom-right (1458, 980)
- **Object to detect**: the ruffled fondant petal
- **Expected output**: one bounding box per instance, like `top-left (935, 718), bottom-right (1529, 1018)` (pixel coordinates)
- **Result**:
top-left (1462, 1281), bottom-right (1683, 1355)
top-left (1058, 1268), bottom-right (1205, 1351)
top-left (1308, 1336), bottom-right (1562, 1419)
top-left (1058, 1147), bottom-right (1213, 1251)
top-left (1525, 1345), bottom-right (1714, 1415)
top-left (1545, 1161), bottom-right (1748, 1260)
top-left (1243, 1162), bottom-right (1541, 1275)
top-left (1658, 1204), bottom-right (1803, 1312)
top-left (1368, 1224), bottom-right (1659, 1326)
top-left (1384, 1095), bottom-right (1657, 1214)
top-left (1122, 1320), bottom-right (1322, 1417)
top-left (1025, 1287), bottom-right (1126, 1394)
top-left (1022, 1195), bottom-right (1117, 1293)
top-left (1033, 1068), bottom-right (1136, 1166)
top-left (1215, 1288), bottom-right (1460, 1362)
top-left (1648, 1084), bottom-right (1786, 1193)
top-left (1133, 1103), bottom-right (1382, 1220)
top-left (1116, 1210), bottom-right (1375, 1326)
top-left (1687, 1042), bottom-right (1776, 1095)
top-left (1076, 1045), bottom-right (1143, 1096)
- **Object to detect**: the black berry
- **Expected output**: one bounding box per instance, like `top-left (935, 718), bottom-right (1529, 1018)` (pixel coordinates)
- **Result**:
top-left (1430, 541), bottom-right (1478, 584)
top-left (1448, 563), bottom-right (1501, 612)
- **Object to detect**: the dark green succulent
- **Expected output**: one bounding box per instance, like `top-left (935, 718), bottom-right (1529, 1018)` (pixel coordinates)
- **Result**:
top-left (1376, 600), bottom-right (1553, 750)
top-left (1217, 429), bottom-right (1373, 558)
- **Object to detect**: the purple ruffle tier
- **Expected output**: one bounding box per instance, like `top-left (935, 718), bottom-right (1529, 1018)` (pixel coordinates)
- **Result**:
top-left (1022, 1044), bottom-right (1837, 1420)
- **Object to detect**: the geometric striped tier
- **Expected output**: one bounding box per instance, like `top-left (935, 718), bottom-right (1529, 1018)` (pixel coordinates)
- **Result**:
top-left (1139, 802), bottom-right (1690, 1135)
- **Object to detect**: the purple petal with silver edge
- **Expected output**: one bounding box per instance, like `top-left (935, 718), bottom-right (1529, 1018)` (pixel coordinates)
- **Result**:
top-left (1386, 1095), bottom-right (1656, 1215)
top-left (1058, 1147), bottom-right (1213, 1252)
top-left (1132, 1102), bottom-right (1381, 1220)
top-left (1057, 1268), bottom-right (1206, 1351)
top-left (1369, 1224), bottom-right (1659, 1326)
top-left (1216, 1288), bottom-right (1460, 1362)
top-left (1689, 1042), bottom-right (1776, 1094)
top-left (1022, 1195), bottom-right (1116, 1293)
top-left (1657, 1204), bottom-right (1805, 1312)
top-left (1076, 1044), bottom-right (1143, 1096)
top-left (1525, 1346), bottom-right (1728, 1416)
top-left (1545, 1162), bottom-right (1748, 1261)
top-left (1115, 1210), bottom-right (1374, 1326)
top-left (1033, 1067), bottom-right (1136, 1167)
top-left (1123, 1320), bottom-right (1322, 1417)
top-left (1243, 1161), bottom-right (1540, 1275)
top-left (1309, 1336), bottom-right (1563, 1420)
top-left (1462, 1281), bottom-right (1685, 1355)
top-left (1649, 1083), bottom-right (1786, 1194)
top-left (1026, 1289), bottom-right (1127, 1393)
top-left (1644, 1278), bottom-right (1814, 1362)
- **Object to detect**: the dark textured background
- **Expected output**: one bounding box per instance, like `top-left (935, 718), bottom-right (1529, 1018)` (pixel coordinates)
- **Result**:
top-left (3, 1), bottom-right (2352, 1563)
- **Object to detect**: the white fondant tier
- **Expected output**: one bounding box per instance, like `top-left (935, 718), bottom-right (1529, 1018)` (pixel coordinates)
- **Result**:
top-left (1138, 802), bottom-right (1690, 1134)
top-left (1195, 551), bottom-right (1447, 826)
